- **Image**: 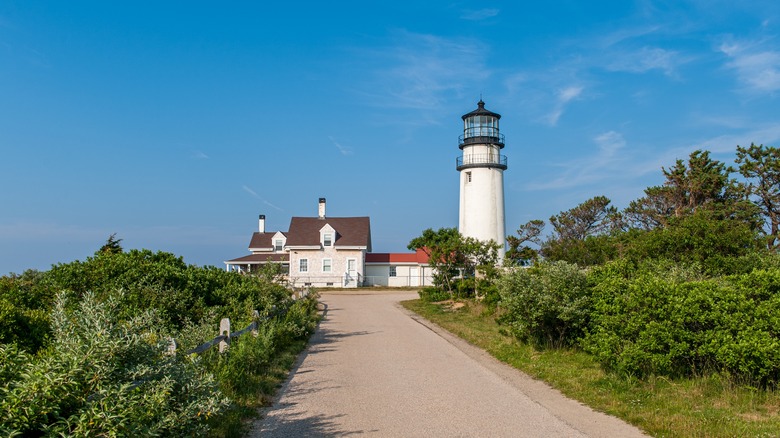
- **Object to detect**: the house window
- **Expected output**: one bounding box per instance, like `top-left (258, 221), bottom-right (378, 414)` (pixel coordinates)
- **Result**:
top-left (323, 233), bottom-right (333, 247)
top-left (275, 239), bottom-right (283, 251)
top-left (299, 259), bottom-right (308, 273)
top-left (323, 258), bottom-right (332, 272)
top-left (389, 266), bottom-right (397, 277)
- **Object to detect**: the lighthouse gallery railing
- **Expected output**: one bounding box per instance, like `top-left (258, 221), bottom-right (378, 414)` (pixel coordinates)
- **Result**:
top-left (456, 154), bottom-right (508, 170)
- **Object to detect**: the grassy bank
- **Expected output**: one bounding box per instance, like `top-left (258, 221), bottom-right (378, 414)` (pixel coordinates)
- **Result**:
top-left (401, 299), bottom-right (780, 437)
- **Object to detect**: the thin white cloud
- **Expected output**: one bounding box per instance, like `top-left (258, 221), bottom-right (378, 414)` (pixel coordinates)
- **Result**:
top-left (263, 200), bottom-right (283, 211)
top-left (526, 130), bottom-right (630, 190)
top-left (594, 130), bottom-right (626, 156)
top-left (697, 122), bottom-right (780, 154)
top-left (546, 85), bottom-right (583, 126)
top-left (242, 185), bottom-right (260, 198)
top-left (357, 30), bottom-right (491, 113)
top-left (329, 136), bottom-right (353, 155)
top-left (242, 186), bottom-right (283, 211)
top-left (192, 150), bottom-right (209, 159)
top-left (720, 39), bottom-right (780, 93)
top-left (460, 8), bottom-right (499, 21)
top-left (597, 25), bottom-right (662, 49)
top-left (606, 46), bottom-right (686, 77)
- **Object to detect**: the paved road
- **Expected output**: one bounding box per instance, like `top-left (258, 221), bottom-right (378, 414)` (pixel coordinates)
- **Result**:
top-left (252, 291), bottom-right (647, 437)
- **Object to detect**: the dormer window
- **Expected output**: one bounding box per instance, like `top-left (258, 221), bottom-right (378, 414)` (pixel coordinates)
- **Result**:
top-left (271, 232), bottom-right (286, 252)
top-left (319, 224), bottom-right (336, 248)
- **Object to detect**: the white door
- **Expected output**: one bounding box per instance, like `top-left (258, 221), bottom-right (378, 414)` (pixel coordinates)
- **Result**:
top-left (410, 267), bottom-right (419, 287)
top-left (346, 259), bottom-right (356, 286)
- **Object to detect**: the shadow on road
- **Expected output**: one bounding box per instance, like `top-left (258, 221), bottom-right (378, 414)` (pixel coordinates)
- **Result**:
top-left (253, 301), bottom-right (378, 437)
top-left (259, 411), bottom-right (375, 437)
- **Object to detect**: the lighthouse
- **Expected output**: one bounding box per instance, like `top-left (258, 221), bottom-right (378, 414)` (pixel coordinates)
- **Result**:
top-left (457, 100), bottom-right (507, 260)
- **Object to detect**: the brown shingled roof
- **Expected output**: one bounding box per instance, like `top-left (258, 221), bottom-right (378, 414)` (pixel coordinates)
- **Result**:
top-left (285, 217), bottom-right (371, 249)
top-left (226, 253), bottom-right (289, 263)
top-left (248, 231), bottom-right (287, 249)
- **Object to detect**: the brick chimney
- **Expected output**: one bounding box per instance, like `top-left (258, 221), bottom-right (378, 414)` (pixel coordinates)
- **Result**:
top-left (318, 198), bottom-right (326, 219)
top-left (258, 214), bottom-right (266, 233)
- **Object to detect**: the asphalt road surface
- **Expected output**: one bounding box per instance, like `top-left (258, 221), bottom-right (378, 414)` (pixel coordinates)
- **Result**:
top-left (252, 291), bottom-right (647, 437)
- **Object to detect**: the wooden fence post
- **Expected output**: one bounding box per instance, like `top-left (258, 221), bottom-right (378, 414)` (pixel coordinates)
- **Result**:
top-left (166, 337), bottom-right (177, 357)
top-left (219, 318), bottom-right (231, 353)
top-left (252, 310), bottom-right (260, 337)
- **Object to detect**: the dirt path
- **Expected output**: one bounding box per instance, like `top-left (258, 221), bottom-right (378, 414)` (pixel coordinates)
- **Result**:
top-left (251, 291), bottom-right (647, 437)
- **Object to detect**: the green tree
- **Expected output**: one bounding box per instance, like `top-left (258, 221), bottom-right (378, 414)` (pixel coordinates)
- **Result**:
top-left (623, 185), bottom-right (676, 230)
top-left (541, 196), bottom-right (621, 265)
top-left (463, 236), bottom-right (501, 298)
top-left (548, 195), bottom-right (618, 241)
top-left (408, 228), bottom-right (500, 296)
top-left (506, 219), bottom-right (545, 265)
top-left (736, 143), bottom-right (780, 251)
top-left (98, 233), bottom-right (123, 255)
top-left (662, 149), bottom-right (733, 216)
top-left (625, 150), bottom-right (758, 230)
top-left (409, 228), bottom-right (467, 294)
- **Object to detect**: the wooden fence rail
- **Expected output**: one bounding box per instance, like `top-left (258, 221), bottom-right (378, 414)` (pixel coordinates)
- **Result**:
top-left (106, 288), bottom-right (312, 399)
top-left (173, 286), bottom-right (311, 356)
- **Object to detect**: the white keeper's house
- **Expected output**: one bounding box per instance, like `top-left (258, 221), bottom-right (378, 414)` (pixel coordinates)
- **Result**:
top-left (225, 198), bottom-right (433, 288)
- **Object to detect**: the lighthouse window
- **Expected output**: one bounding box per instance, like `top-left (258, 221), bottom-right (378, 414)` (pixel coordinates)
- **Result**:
top-left (466, 171), bottom-right (472, 183)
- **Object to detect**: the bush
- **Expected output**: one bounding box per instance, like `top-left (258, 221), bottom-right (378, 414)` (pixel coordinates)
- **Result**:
top-left (418, 287), bottom-right (451, 302)
top-left (623, 211), bottom-right (762, 276)
top-left (497, 261), bottom-right (590, 347)
top-left (0, 292), bottom-right (228, 437)
top-left (0, 249), bottom-right (321, 436)
top-left (0, 270), bottom-right (54, 352)
top-left (583, 261), bottom-right (780, 384)
top-left (454, 277), bottom-right (475, 299)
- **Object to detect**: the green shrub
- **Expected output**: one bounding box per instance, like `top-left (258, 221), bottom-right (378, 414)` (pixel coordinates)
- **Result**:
top-left (418, 286), bottom-right (451, 302)
top-left (454, 277), bottom-right (476, 299)
top-left (497, 261), bottom-right (590, 347)
top-left (583, 262), bottom-right (780, 384)
top-left (479, 280), bottom-right (501, 311)
top-left (0, 249), bottom-right (321, 436)
top-left (0, 292), bottom-right (228, 436)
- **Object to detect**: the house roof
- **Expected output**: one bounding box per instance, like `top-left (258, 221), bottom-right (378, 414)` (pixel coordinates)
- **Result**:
top-left (225, 253), bottom-right (289, 264)
top-left (248, 231), bottom-right (287, 249)
top-left (248, 232), bottom-right (272, 249)
top-left (365, 249), bottom-right (429, 264)
top-left (285, 216), bottom-right (371, 249)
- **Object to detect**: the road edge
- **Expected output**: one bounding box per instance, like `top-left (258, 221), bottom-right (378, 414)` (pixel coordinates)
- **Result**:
top-left (396, 301), bottom-right (649, 438)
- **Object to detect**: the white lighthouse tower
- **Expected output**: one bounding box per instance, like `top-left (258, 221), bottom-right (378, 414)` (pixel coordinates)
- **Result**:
top-left (457, 100), bottom-right (507, 259)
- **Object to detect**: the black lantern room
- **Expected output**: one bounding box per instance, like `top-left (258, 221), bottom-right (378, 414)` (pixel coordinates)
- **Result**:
top-left (459, 100), bottom-right (505, 149)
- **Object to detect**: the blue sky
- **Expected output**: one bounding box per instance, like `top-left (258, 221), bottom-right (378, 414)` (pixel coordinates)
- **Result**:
top-left (2, 1), bottom-right (779, 274)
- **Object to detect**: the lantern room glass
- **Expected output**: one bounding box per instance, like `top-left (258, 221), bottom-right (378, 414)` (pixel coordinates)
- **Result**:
top-left (464, 115), bottom-right (499, 139)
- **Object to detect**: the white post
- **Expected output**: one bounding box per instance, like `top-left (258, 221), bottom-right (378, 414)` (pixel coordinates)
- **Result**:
top-left (166, 337), bottom-right (177, 356)
top-left (219, 318), bottom-right (231, 353)
top-left (252, 310), bottom-right (260, 337)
